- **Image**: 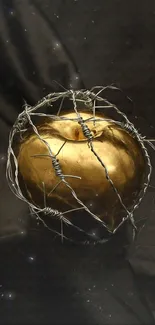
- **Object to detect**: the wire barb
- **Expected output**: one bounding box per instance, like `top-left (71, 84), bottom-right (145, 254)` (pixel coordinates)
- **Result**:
top-left (6, 86), bottom-right (154, 243)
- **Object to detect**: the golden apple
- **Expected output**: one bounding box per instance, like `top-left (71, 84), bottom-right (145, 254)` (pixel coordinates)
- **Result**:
top-left (16, 111), bottom-right (146, 230)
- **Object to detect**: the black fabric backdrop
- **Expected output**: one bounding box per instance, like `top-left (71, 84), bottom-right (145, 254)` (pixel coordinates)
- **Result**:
top-left (1, 1), bottom-right (155, 324)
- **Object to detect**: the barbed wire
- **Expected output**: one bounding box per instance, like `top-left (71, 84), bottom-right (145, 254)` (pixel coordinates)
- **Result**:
top-left (6, 86), bottom-right (155, 244)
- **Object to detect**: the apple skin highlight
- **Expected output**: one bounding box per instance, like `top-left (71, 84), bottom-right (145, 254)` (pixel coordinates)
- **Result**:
top-left (17, 111), bottom-right (146, 229)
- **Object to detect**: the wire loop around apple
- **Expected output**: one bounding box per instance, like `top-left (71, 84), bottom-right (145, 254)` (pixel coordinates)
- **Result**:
top-left (6, 86), bottom-right (155, 244)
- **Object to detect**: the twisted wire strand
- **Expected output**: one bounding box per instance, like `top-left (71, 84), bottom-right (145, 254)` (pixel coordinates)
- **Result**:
top-left (6, 102), bottom-right (110, 243)
top-left (86, 87), bottom-right (153, 232)
top-left (71, 90), bottom-right (136, 230)
top-left (41, 181), bottom-right (93, 243)
top-left (6, 86), bottom-right (154, 241)
top-left (93, 91), bottom-right (152, 218)
top-left (144, 140), bottom-right (155, 151)
top-left (24, 106), bottom-right (110, 231)
top-left (41, 206), bottom-right (96, 236)
top-left (6, 132), bottom-right (94, 243)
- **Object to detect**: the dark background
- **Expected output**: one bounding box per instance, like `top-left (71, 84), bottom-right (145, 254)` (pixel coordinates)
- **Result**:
top-left (1, 0), bottom-right (155, 324)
